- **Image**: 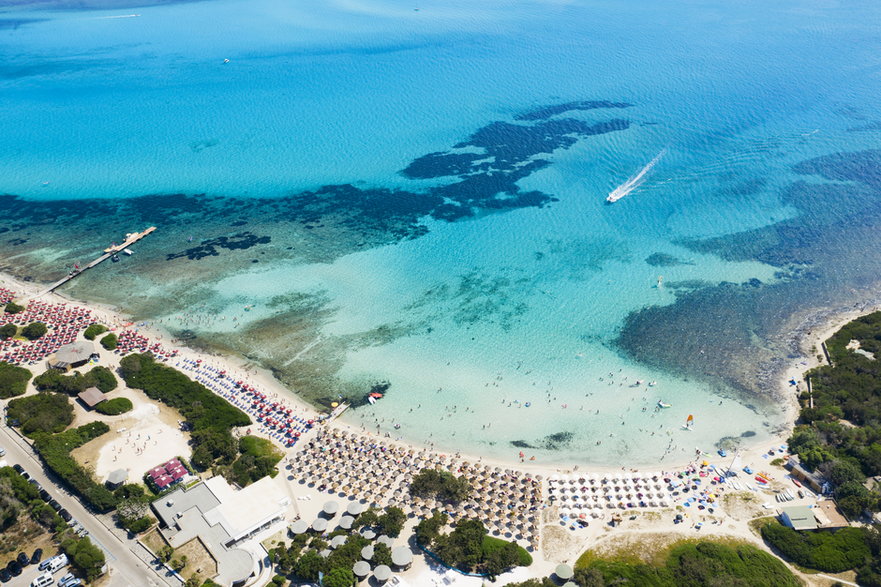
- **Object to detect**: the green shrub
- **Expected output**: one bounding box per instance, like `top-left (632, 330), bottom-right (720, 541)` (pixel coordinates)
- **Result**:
top-left (0, 361), bottom-right (32, 399)
top-left (33, 422), bottom-right (117, 513)
top-left (410, 468), bottom-right (472, 504)
top-left (61, 534), bottom-right (106, 581)
top-left (229, 435), bottom-right (284, 487)
top-left (95, 397), bottom-right (133, 415)
top-left (761, 520), bottom-right (871, 573)
top-left (83, 324), bottom-right (108, 340)
top-left (33, 366), bottom-right (117, 395)
top-left (7, 392), bottom-right (74, 436)
top-left (570, 539), bottom-right (799, 586)
top-left (3, 302), bottom-right (24, 314)
top-left (87, 366), bottom-right (118, 392)
top-left (122, 515), bottom-right (154, 534)
top-left (120, 354), bottom-right (251, 475)
top-left (21, 322), bottom-right (47, 340)
top-left (100, 333), bottom-right (118, 350)
top-left (0, 323), bottom-right (16, 339)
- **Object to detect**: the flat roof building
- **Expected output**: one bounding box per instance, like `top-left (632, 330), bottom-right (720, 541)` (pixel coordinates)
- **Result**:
top-left (151, 475), bottom-right (291, 586)
top-left (77, 387), bottom-right (107, 409)
top-left (780, 505), bottom-right (818, 531)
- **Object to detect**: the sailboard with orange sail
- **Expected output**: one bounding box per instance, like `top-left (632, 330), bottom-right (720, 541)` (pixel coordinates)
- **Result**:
top-left (683, 414), bottom-right (694, 430)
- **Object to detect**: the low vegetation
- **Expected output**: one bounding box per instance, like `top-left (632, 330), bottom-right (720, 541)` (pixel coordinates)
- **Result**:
top-left (270, 505), bottom-right (409, 583)
top-left (119, 354), bottom-right (277, 486)
top-left (22, 321), bottom-right (47, 340)
top-left (32, 422), bottom-right (118, 512)
top-left (760, 519), bottom-right (877, 576)
top-left (0, 466), bottom-right (105, 581)
top-left (0, 361), bottom-right (32, 398)
top-left (100, 332), bottom-right (118, 350)
top-left (83, 323), bottom-right (108, 340)
top-left (228, 435), bottom-right (284, 487)
top-left (505, 540), bottom-right (798, 587)
top-left (354, 506), bottom-right (407, 538)
top-left (7, 392), bottom-right (74, 436)
top-left (410, 468), bottom-right (472, 505)
top-left (34, 365), bottom-right (118, 395)
top-left (787, 311), bottom-right (881, 519)
top-left (61, 533), bottom-right (106, 582)
top-left (95, 396), bottom-right (133, 415)
top-left (417, 515), bottom-right (530, 578)
top-left (114, 484), bottom-right (155, 534)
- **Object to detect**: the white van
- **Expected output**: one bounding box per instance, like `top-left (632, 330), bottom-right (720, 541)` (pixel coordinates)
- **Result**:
top-left (45, 554), bottom-right (68, 574)
top-left (31, 571), bottom-right (54, 587)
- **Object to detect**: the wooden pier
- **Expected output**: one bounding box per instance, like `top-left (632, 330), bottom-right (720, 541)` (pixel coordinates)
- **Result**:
top-left (36, 227), bottom-right (157, 296)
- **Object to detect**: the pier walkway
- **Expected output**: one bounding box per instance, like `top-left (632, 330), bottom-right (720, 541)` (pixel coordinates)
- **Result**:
top-left (36, 226), bottom-right (156, 297)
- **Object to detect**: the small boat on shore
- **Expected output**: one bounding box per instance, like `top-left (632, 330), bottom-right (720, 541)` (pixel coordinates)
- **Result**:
top-left (657, 400), bottom-right (671, 409)
top-left (123, 248), bottom-right (134, 255)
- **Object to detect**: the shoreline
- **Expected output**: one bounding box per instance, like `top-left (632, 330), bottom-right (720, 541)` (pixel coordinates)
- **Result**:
top-left (1, 269), bottom-right (867, 475)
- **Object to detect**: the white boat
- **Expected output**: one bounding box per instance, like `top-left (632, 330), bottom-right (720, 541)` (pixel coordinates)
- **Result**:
top-left (123, 248), bottom-right (134, 255)
top-left (606, 149), bottom-right (666, 203)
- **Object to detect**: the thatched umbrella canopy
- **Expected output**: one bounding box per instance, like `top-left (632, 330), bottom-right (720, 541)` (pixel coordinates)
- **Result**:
top-left (391, 546), bottom-right (413, 568)
top-left (311, 518), bottom-right (328, 533)
top-left (330, 534), bottom-right (347, 549)
top-left (361, 545), bottom-right (374, 561)
top-left (374, 564), bottom-right (392, 583)
top-left (353, 561), bottom-right (370, 578)
top-left (289, 519), bottom-right (308, 535)
top-left (555, 564), bottom-right (574, 580)
top-left (339, 515), bottom-right (354, 530)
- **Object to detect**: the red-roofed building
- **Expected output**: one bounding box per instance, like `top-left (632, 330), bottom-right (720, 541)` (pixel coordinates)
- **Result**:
top-left (149, 467), bottom-right (166, 479)
top-left (164, 459), bottom-right (182, 471)
top-left (155, 475), bottom-right (173, 489)
top-left (171, 468), bottom-right (187, 481)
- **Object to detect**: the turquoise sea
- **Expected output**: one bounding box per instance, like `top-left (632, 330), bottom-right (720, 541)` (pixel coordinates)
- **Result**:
top-left (2, 0), bottom-right (881, 465)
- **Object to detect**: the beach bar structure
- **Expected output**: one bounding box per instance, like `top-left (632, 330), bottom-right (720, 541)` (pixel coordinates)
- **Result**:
top-left (780, 505), bottom-right (818, 531)
top-left (48, 341), bottom-right (96, 370)
top-left (77, 386), bottom-right (107, 410)
top-left (785, 455), bottom-right (825, 494)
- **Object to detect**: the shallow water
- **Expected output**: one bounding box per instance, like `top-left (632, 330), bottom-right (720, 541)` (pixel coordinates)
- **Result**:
top-left (2, 0), bottom-right (881, 465)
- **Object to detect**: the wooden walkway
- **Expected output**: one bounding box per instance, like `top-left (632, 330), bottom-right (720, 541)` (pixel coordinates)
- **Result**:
top-left (36, 227), bottom-right (156, 297)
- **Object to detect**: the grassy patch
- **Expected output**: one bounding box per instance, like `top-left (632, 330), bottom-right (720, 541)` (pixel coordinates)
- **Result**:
top-left (7, 392), bottom-right (74, 436)
top-left (95, 397), bottom-right (133, 415)
top-left (0, 361), bottom-right (32, 399)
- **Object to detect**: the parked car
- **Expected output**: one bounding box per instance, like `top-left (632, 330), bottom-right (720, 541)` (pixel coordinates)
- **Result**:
top-left (16, 553), bottom-right (28, 567)
top-left (31, 571), bottom-right (54, 587)
top-left (48, 500), bottom-right (61, 512)
top-left (0, 447), bottom-right (6, 457)
top-left (58, 509), bottom-right (71, 522)
top-left (30, 549), bottom-right (43, 565)
top-left (6, 561), bottom-right (21, 577)
top-left (39, 489), bottom-right (50, 501)
top-left (27, 479), bottom-right (42, 491)
top-left (11, 464), bottom-right (23, 474)
top-left (57, 572), bottom-right (75, 586)
top-left (0, 568), bottom-right (10, 582)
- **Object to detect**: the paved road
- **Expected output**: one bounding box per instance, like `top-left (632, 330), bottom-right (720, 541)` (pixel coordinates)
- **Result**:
top-left (0, 421), bottom-right (178, 587)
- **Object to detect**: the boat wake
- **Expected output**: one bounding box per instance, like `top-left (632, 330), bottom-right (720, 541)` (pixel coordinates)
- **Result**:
top-left (606, 149), bottom-right (666, 203)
